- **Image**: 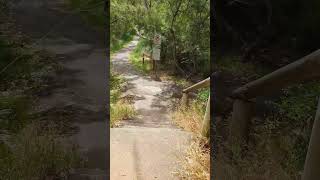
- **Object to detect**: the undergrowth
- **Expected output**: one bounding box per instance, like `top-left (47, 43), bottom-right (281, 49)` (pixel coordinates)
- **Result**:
top-left (0, 123), bottom-right (83, 179)
top-left (215, 55), bottom-right (268, 80)
top-left (176, 137), bottom-right (210, 180)
top-left (110, 70), bottom-right (136, 127)
top-left (110, 100), bottom-right (136, 127)
top-left (111, 32), bottom-right (134, 54)
top-left (129, 39), bottom-right (152, 74)
top-left (172, 88), bottom-right (210, 180)
top-left (215, 62), bottom-right (320, 179)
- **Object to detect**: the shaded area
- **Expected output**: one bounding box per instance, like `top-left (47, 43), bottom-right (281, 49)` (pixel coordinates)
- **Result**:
top-left (11, 0), bottom-right (108, 178)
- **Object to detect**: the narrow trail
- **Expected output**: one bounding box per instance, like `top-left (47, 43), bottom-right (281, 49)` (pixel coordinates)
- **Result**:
top-left (12, 0), bottom-right (107, 179)
top-left (111, 38), bottom-right (191, 179)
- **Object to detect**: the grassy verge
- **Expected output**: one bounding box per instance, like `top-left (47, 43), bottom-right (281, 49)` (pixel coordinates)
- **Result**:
top-left (129, 40), bottom-right (152, 74)
top-left (110, 100), bottom-right (136, 127)
top-left (111, 33), bottom-right (134, 54)
top-left (110, 71), bottom-right (136, 127)
top-left (176, 137), bottom-right (210, 180)
top-left (0, 123), bottom-right (83, 179)
top-left (172, 89), bottom-right (210, 180)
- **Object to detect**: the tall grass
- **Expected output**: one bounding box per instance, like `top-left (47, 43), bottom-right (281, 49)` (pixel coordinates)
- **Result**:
top-left (110, 72), bottom-right (136, 127)
top-left (0, 123), bottom-right (83, 179)
top-left (176, 137), bottom-right (210, 180)
top-left (110, 100), bottom-right (136, 127)
top-left (172, 91), bottom-right (210, 179)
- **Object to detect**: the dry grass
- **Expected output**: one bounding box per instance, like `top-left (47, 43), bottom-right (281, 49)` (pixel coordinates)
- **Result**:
top-left (172, 102), bottom-right (204, 134)
top-left (0, 122), bottom-right (83, 179)
top-left (214, 116), bottom-right (301, 180)
top-left (172, 101), bottom-right (210, 179)
top-left (110, 100), bottom-right (136, 127)
top-left (176, 137), bottom-right (210, 180)
top-left (215, 144), bottom-right (293, 180)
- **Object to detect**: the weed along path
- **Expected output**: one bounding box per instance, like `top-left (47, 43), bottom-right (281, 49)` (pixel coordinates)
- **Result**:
top-left (111, 38), bottom-right (191, 179)
top-left (12, 0), bottom-right (107, 179)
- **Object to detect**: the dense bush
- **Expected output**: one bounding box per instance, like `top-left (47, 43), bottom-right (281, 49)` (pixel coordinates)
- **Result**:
top-left (111, 0), bottom-right (210, 77)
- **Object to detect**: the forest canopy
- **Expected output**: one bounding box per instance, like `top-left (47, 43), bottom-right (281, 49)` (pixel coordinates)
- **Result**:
top-left (111, 0), bottom-right (210, 78)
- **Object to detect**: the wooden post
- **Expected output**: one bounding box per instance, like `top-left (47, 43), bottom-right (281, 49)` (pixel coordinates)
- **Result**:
top-left (201, 95), bottom-right (210, 137)
top-left (181, 92), bottom-right (189, 108)
top-left (142, 53), bottom-right (145, 64)
top-left (302, 98), bottom-right (320, 180)
top-left (229, 99), bottom-right (254, 144)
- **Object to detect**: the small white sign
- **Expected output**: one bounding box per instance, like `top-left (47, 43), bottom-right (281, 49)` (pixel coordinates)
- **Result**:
top-left (152, 47), bottom-right (160, 61)
top-left (152, 34), bottom-right (161, 61)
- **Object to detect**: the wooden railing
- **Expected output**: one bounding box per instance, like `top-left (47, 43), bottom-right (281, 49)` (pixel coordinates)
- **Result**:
top-left (228, 49), bottom-right (320, 180)
top-left (181, 77), bottom-right (210, 137)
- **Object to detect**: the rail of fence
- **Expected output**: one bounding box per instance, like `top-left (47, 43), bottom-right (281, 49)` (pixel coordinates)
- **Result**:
top-left (181, 77), bottom-right (210, 137)
top-left (228, 49), bottom-right (320, 180)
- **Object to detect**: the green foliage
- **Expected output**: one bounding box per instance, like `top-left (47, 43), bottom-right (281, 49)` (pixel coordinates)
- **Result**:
top-left (111, 0), bottom-right (210, 77)
top-left (129, 40), bottom-right (152, 74)
top-left (264, 82), bottom-right (320, 173)
top-left (196, 88), bottom-right (210, 105)
top-left (110, 72), bottom-right (125, 103)
top-left (271, 82), bottom-right (320, 125)
top-left (111, 32), bottom-right (134, 53)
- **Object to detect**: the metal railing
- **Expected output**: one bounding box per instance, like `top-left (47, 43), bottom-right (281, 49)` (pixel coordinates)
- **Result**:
top-left (228, 49), bottom-right (320, 180)
top-left (181, 77), bottom-right (210, 137)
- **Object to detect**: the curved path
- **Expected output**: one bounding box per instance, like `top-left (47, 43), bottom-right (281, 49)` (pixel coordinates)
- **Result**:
top-left (12, 0), bottom-right (107, 179)
top-left (111, 38), bottom-right (191, 179)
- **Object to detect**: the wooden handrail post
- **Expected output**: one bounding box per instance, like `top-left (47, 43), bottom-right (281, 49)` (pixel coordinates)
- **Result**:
top-left (201, 95), bottom-right (210, 137)
top-left (181, 92), bottom-right (189, 109)
top-left (302, 98), bottom-right (320, 180)
top-left (229, 99), bottom-right (254, 144)
top-left (142, 53), bottom-right (145, 64)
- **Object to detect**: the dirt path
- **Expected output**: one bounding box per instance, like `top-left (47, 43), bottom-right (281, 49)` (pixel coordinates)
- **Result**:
top-left (12, 0), bottom-right (107, 179)
top-left (111, 38), bottom-right (191, 179)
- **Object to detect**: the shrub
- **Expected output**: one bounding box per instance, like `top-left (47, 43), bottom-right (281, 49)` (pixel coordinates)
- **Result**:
top-left (110, 101), bottom-right (136, 127)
